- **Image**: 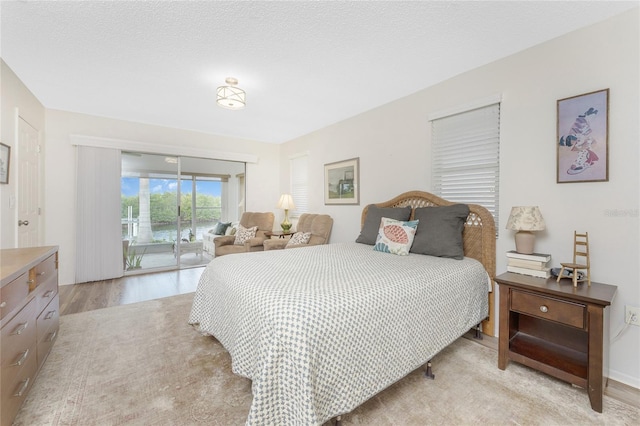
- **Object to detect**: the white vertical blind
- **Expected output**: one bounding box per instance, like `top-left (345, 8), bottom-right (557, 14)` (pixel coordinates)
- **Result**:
top-left (290, 154), bottom-right (309, 217)
top-left (431, 103), bottom-right (501, 229)
top-left (75, 146), bottom-right (124, 282)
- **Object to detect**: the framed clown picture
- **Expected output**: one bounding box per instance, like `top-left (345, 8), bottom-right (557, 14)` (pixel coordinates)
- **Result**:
top-left (557, 89), bottom-right (609, 183)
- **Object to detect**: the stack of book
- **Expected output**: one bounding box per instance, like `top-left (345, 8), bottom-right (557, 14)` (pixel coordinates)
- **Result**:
top-left (506, 251), bottom-right (551, 278)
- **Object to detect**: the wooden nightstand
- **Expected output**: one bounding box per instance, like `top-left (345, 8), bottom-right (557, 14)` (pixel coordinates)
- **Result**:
top-left (495, 272), bottom-right (617, 413)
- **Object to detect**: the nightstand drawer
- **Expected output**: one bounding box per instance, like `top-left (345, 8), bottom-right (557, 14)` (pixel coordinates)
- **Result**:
top-left (511, 289), bottom-right (585, 329)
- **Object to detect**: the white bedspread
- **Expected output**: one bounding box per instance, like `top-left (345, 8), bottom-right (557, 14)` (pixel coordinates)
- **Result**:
top-left (188, 242), bottom-right (489, 425)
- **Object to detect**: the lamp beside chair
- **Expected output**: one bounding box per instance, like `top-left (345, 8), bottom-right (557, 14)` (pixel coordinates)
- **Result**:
top-left (277, 194), bottom-right (295, 232)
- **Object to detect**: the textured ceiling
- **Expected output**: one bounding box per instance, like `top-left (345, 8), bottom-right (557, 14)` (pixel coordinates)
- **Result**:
top-left (1, 1), bottom-right (637, 143)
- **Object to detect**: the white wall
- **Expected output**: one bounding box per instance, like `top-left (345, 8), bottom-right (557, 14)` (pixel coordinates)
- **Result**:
top-left (3, 7), bottom-right (638, 390)
top-left (44, 109), bottom-right (280, 286)
top-left (0, 60), bottom-right (46, 248)
top-left (280, 10), bottom-right (640, 388)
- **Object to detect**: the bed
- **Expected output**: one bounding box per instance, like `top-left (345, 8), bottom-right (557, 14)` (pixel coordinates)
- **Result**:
top-left (188, 191), bottom-right (496, 425)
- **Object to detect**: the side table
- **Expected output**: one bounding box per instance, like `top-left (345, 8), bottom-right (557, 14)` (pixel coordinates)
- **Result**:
top-left (174, 241), bottom-right (203, 258)
top-left (495, 272), bottom-right (617, 413)
top-left (264, 231), bottom-right (293, 239)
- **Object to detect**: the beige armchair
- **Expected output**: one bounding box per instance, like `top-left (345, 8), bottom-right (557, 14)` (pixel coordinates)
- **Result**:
top-left (214, 212), bottom-right (275, 257)
top-left (264, 214), bottom-right (333, 251)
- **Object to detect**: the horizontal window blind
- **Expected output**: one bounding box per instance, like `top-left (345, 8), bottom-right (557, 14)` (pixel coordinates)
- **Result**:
top-left (431, 103), bottom-right (500, 230)
top-left (290, 155), bottom-right (309, 217)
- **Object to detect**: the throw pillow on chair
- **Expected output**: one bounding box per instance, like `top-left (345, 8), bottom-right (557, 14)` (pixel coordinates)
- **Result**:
top-left (234, 224), bottom-right (257, 245)
top-left (213, 221), bottom-right (231, 235)
top-left (286, 232), bottom-right (312, 247)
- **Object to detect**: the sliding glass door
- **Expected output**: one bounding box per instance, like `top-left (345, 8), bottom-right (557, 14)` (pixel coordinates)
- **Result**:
top-left (121, 153), bottom-right (245, 273)
top-left (122, 153), bottom-right (180, 271)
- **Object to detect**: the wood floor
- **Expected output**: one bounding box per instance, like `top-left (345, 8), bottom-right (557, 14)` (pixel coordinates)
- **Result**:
top-left (57, 266), bottom-right (640, 409)
top-left (58, 267), bottom-right (204, 315)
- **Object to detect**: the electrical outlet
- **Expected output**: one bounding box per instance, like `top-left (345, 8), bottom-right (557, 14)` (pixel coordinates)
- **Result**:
top-left (625, 306), bottom-right (640, 326)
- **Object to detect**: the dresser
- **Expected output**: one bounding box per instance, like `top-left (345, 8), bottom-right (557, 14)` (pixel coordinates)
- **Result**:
top-left (1, 246), bottom-right (59, 426)
top-left (495, 272), bottom-right (617, 413)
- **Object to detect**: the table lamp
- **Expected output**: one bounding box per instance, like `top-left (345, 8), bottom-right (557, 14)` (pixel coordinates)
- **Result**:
top-left (276, 194), bottom-right (295, 232)
top-left (505, 206), bottom-right (546, 254)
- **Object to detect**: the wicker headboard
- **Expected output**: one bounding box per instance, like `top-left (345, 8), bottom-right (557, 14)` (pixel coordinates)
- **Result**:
top-left (361, 190), bottom-right (496, 335)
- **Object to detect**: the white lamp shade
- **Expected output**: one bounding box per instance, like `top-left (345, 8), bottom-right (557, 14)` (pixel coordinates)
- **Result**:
top-left (217, 78), bottom-right (245, 110)
top-left (216, 85), bottom-right (246, 109)
top-left (506, 206), bottom-right (546, 231)
top-left (277, 194), bottom-right (295, 210)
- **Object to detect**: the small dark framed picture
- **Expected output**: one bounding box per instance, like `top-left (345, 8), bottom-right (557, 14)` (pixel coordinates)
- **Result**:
top-left (0, 143), bottom-right (10, 184)
top-left (557, 89), bottom-right (609, 183)
top-left (324, 157), bottom-right (359, 205)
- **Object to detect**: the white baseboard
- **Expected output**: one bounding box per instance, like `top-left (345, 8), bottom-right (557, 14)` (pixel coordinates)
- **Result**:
top-left (609, 369), bottom-right (640, 390)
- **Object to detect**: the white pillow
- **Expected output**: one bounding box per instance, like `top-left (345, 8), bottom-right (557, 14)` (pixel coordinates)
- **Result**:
top-left (225, 222), bottom-right (239, 236)
top-left (373, 217), bottom-right (419, 256)
top-left (286, 231), bottom-right (312, 248)
top-left (234, 224), bottom-right (257, 245)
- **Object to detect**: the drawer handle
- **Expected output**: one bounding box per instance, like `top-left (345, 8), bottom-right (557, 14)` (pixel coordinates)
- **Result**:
top-left (45, 310), bottom-right (56, 320)
top-left (43, 290), bottom-right (54, 298)
top-left (27, 279), bottom-right (35, 284)
top-left (38, 271), bottom-right (46, 276)
top-left (13, 349), bottom-right (30, 366)
top-left (48, 330), bottom-right (58, 342)
top-left (0, 301), bottom-right (6, 308)
top-left (13, 321), bottom-right (29, 335)
top-left (539, 305), bottom-right (549, 313)
top-left (13, 377), bottom-right (30, 397)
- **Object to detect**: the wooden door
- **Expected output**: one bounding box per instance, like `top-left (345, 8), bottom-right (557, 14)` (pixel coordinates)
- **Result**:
top-left (17, 117), bottom-right (40, 247)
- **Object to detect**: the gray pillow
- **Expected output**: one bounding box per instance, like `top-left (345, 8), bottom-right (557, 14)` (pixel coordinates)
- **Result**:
top-left (213, 221), bottom-right (231, 235)
top-left (410, 204), bottom-right (469, 259)
top-left (355, 205), bottom-right (412, 245)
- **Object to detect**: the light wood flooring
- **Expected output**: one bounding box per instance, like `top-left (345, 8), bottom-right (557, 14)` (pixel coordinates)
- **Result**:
top-left (58, 266), bottom-right (639, 409)
top-left (58, 267), bottom-right (203, 315)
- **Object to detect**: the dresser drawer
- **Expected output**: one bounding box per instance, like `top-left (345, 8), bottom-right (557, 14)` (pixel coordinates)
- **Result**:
top-left (33, 270), bottom-right (58, 316)
top-left (1, 336), bottom-right (36, 394)
top-left (0, 272), bottom-right (30, 322)
top-left (511, 289), bottom-right (585, 329)
top-left (37, 327), bottom-right (59, 371)
top-left (1, 298), bottom-right (38, 367)
top-left (0, 347), bottom-right (37, 426)
top-left (36, 294), bottom-right (59, 369)
top-left (36, 294), bottom-right (59, 342)
top-left (34, 254), bottom-right (57, 285)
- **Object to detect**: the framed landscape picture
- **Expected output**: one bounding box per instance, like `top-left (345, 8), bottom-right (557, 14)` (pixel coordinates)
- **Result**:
top-left (557, 89), bottom-right (609, 183)
top-left (0, 143), bottom-right (10, 184)
top-left (324, 157), bottom-right (359, 205)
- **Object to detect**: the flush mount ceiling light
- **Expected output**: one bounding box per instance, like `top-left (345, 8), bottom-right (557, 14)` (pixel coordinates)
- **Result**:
top-left (216, 77), bottom-right (246, 110)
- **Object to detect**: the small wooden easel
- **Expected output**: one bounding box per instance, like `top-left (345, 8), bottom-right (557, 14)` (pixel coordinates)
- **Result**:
top-left (557, 231), bottom-right (591, 287)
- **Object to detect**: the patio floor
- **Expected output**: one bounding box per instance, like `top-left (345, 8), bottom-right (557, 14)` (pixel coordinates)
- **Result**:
top-left (130, 247), bottom-right (214, 271)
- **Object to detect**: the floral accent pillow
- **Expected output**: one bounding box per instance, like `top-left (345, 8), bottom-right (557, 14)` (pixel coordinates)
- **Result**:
top-left (234, 224), bottom-right (257, 245)
top-left (286, 231), bottom-right (312, 248)
top-left (373, 217), bottom-right (419, 256)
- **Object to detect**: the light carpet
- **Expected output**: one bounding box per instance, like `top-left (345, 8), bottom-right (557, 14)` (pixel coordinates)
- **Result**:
top-left (14, 293), bottom-right (638, 425)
